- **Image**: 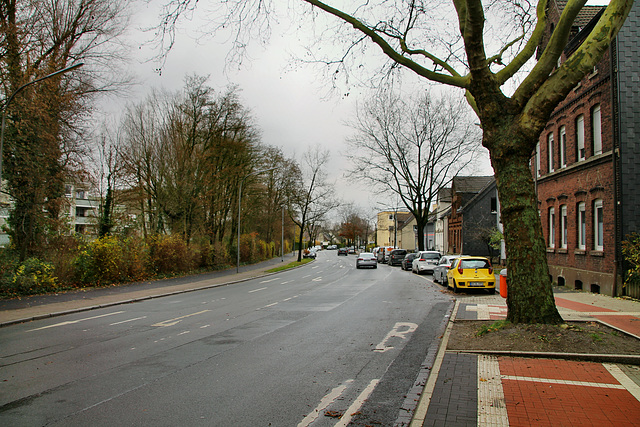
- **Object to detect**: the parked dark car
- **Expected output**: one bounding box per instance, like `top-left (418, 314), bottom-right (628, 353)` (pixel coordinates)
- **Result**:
top-left (337, 248), bottom-right (349, 256)
top-left (388, 249), bottom-right (408, 266)
top-left (401, 253), bottom-right (418, 270)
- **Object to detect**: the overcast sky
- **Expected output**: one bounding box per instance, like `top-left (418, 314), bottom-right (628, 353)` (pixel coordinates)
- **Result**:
top-left (106, 1), bottom-right (558, 218)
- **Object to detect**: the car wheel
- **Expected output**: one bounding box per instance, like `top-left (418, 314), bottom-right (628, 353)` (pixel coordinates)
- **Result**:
top-left (374, 265), bottom-right (377, 269)
top-left (453, 280), bottom-right (459, 293)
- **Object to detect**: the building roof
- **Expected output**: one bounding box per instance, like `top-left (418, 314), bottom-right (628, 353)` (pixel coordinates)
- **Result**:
top-left (460, 178), bottom-right (497, 213)
top-left (554, 1), bottom-right (605, 28)
top-left (452, 176), bottom-right (495, 194)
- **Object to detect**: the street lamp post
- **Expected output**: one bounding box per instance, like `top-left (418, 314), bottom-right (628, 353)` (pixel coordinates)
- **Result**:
top-left (0, 62), bottom-right (84, 187)
top-left (237, 167), bottom-right (277, 273)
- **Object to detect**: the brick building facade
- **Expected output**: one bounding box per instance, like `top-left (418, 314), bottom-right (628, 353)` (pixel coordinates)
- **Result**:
top-left (533, 1), bottom-right (640, 297)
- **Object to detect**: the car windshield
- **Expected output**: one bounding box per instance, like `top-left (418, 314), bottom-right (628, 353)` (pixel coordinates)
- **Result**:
top-left (460, 259), bottom-right (491, 269)
top-left (422, 253), bottom-right (440, 260)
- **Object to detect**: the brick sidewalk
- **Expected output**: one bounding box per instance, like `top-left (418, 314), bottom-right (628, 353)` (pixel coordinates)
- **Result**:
top-left (412, 295), bottom-right (640, 426)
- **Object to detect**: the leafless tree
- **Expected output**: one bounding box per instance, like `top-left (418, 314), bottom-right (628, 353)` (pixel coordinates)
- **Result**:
top-left (289, 146), bottom-right (338, 261)
top-left (347, 89), bottom-right (481, 251)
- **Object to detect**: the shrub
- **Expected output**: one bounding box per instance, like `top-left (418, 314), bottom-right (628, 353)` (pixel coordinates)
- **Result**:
top-left (622, 233), bottom-right (640, 288)
top-left (9, 258), bottom-right (58, 295)
top-left (148, 234), bottom-right (193, 275)
top-left (121, 236), bottom-right (149, 281)
top-left (74, 235), bottom-right (125, 285)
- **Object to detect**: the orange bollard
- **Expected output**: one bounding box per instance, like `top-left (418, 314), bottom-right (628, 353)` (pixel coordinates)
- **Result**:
top-left (499, 269), bottom-right (507, 298)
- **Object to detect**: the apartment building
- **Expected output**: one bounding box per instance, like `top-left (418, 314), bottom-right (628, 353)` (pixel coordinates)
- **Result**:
top-left (533, 0), bottom-right (640, 297)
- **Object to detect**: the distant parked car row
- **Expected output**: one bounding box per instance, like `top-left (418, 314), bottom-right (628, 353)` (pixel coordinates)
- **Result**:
top-left (375, 249), bottom-right (496, 294)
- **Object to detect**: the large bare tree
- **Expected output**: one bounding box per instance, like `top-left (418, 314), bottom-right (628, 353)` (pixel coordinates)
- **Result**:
top-left (1, 0), bottom-right (132, 260)
top-left (289, 147), bottom-right (338, 262)
top-left (156, 0), bottom-right (632, 323)
top-left (347, 90), bottom-right (481, 251)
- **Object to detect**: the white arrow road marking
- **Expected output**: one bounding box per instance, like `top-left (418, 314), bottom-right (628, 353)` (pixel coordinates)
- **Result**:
top-left (28, 311), bottom-right (125, 331)
top-left (374, 322), bottom-right (418, 352)
top-left (152, 310), bottom-right (211, 327)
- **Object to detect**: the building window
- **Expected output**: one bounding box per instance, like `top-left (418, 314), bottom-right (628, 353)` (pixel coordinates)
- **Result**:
top-left (559, 126), bottom-right (567, 168)
top-left (547, 132), bottom-right (554, 173)
top-left (594, 199), bottom-right (603, 251)
top-left (535, 141), bottom-right (541, 176)
top-left (577, 202), bottom-right (586, 250)
top-left (76, 207), bottom-right (88, 217)
top-left (576, 115), bottom-right (585, 161)
top-left (490, 197), bottom-right (497, 213)
top-left (548, 207), bottom-right (555, 248)
top-left (76, 189), bottom-right (86, 200)
top-left (592, 104), bottom-right (602, 155)
top-left (560, 205), bottom-right (567, 249)
top-left (65, 184), bottom-right (72, 197)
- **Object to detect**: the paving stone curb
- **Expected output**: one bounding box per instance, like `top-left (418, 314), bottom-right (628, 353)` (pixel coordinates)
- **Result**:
top-left (446, 349), bottom-right (640, 366)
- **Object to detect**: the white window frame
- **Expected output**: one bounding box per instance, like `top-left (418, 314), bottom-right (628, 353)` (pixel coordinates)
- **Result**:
top-left (594, 199), bottom-right (603, 251)
top-left (560, 205), bottom-right (568, 249)
top-left (547, 132), bottom-right (554, 173)
top-left (592, 104), bottom-right (602, 155)
top-left (535, 141), bottom-right (541, 176)
top-left (577, 115), bottom-right (585, 161)
top-left (548, 207), bottom-right (555, 248)
top-left (578, 202), bottom-right (586, 250)
top-left (559, 126), bottom-right (567, 168)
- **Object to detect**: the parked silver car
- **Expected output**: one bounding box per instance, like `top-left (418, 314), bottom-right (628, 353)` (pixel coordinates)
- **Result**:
top-left (433, 255), bottom-right (462, 284)
top-left (356, 252), bottom-right (377, 269)
top-left (411, 251), bottom-right (441, 274)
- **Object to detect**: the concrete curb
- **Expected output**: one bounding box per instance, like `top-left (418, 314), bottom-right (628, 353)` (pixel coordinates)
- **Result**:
top-left (409, 299), bottom-right (461, 426)
top-left (446, 349), bottom-right (640, 366)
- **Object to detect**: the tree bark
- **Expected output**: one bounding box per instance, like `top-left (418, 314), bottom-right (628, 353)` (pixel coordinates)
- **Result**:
top-left (488, 123), bottom-right (563, 324)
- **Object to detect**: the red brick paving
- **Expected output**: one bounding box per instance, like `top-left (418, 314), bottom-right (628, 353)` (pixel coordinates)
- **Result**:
top-left (498, 357), bottom-right (640, 427)
top-left (554, 297), bottom-right (617, 313)
top-left (499, 358), bottom-right (618, 384)
top-left (555, 296), bottom-right (640, 336)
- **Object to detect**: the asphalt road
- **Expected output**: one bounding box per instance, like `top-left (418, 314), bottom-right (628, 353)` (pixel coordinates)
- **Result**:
top-left (0, 251), bottom-right (453, 426)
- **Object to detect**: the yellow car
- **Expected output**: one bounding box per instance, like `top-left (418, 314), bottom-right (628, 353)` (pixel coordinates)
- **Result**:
top-left (447, 256), bottom-right (496, 293)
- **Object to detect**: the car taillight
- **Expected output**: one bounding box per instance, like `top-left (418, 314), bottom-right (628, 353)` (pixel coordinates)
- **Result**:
top-left (458, 266), bottom-right (463, 275)
top-left (488, 266), bottom-right (493, 274)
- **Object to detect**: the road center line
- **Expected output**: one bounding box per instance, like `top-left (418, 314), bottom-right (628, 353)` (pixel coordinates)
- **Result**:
top-left (28, 311), bottom-right (125, 331)
top-left (260, 278), bottom-right (277, 283)
top-left (110, 316), bottom-right (147, 326)
top-left (152, 310), bottom-right (211, 327)
top-left (249, 287), bottom-right (268, 293)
